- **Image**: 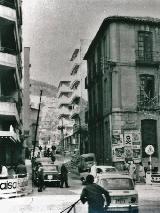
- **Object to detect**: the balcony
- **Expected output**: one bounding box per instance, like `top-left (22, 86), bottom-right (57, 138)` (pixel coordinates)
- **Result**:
top-left (58, 107), bottom-right (71, 118)
top-left (58, 96), bottom-right (71, 107)
top-left (70, 74), bottom-right (80, 89)
top-left (0, 0), bottom-right (15, 9)
top-left (0, 98), bottom-right (19, 121)
top-left (70, 106), bottom-right (80, 119)
top-left (57, 85), bottom-right (72, 98)
top-left (69, 88), bottom-right (81, 104)
top-left (0, 47), bottom-right (17, 68)
top-left (137, 95), bottom-right (160, 111)
top-left (135, 50), bottom-right (160, 66)
top-left (0, 3), bottom-right (16, 22)
top-left (0, 130), bottom-right (20, 142)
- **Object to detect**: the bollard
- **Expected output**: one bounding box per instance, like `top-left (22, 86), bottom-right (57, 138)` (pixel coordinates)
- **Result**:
top-left (145, 172), bottom-right (152, 185)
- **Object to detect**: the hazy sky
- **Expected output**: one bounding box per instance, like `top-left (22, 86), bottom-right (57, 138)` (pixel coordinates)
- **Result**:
top-left (23, 0), bottom-right (160, 87)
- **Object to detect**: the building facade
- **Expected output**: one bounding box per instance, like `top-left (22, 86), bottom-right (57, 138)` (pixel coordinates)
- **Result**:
top-left (69, 40), bottom-right (89, 154)
top-left (57, 80), bottom-right (73, 151)
top-left (85, 16), bottom-right (160, 170)
top-left (0, 0), bottom-right (23, 165)
top-left (23, 47), bottom-right (31, 158)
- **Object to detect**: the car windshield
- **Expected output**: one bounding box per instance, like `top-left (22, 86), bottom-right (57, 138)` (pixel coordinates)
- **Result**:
top-left (104, 168), bottom-right (116, 172)
top-left (43, 165), bottom-right (58, 171)
top-left (84, 157), bottom-right (94, 162)
top-left (101, 178), bottom-right (134, 190)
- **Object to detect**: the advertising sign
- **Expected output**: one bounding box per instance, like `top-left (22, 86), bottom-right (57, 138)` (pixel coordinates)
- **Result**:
top-left (112, 130), bottom-right (123, 146)
top-left (112, 146), bottom-right (125, 162)
top-left (124, 146), bottom-right (133, 160)
top-left (133, 149), bottom-right (141, 163)
top-left (124, 133), bottom-right (132, 146)
top-left (0, 179), bottom-right (18, 194)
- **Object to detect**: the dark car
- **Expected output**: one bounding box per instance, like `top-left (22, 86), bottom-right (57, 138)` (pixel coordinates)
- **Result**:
top-left (43, 164), bottom-right (61, 187)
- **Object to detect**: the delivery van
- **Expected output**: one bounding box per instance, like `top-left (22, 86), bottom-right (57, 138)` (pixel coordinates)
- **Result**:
top-left (78, 153), bottom-right (96, 173)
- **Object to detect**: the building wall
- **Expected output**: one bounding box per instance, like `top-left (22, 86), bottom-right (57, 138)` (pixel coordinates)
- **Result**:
top-left (86, 17), bottom-right (160, 169)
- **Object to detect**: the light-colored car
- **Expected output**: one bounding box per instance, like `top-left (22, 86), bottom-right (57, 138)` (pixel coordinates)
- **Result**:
top-left (80, 165), bottom-right (118, 183)
top-left (96, 174), bottom-right (139, 213)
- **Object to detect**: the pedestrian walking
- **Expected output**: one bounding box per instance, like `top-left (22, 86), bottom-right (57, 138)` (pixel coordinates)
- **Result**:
top-left (60, 164), bottom-right (69, 188)
top-left (123, 160), bottom-right (129, 174)
top-left (129, 161), bottom-right (136, 183)
top-left (138, 162), bottom-right (145, 183)
top-left (16, 160), bottom-right (27, 177)
top-left (80, 174), bottom-right (111, 213)
top-left (37, 163), bottom-right (44, 192)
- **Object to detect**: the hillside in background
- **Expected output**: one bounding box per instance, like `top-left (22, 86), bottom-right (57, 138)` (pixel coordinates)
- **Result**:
top-left (30, 79), bottom-right (58, 98)
top-left (30, 79), bottom-right (60, 148)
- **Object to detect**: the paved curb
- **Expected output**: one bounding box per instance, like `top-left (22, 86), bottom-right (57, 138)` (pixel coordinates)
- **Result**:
top-left (0, 189), bottom-right (33, 199)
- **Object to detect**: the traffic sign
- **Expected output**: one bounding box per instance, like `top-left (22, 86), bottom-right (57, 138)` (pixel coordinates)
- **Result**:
top-left (145, 145), bottom-right (154, 155)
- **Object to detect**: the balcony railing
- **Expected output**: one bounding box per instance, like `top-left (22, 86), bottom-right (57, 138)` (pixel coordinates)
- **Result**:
top-left (0, 0), bottom-right (15, 9)
top-left (0, 46), bottom-right (16, 55)
top-left (0, 96), bottom-right (16, 103)
top-left (135, 50), bottom-right (160, 64)
top-left (137, 95), bottom-right (160, 111)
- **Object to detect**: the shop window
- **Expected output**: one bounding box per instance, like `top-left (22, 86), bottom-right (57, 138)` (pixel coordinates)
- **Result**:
top-left (141, 119), bottom-right (158, 157)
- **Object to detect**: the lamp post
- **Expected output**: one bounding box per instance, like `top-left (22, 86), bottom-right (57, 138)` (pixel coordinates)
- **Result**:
top-left (77, 115), bottom-right (82, 154)
top-left (58, 118), bottom-right (65, 152)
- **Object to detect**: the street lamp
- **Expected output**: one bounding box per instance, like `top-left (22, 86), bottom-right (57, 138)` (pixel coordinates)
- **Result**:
top-left (77, 115), bottom-right (82, 154)
top-left (57, 117), bottom-right (65, 151)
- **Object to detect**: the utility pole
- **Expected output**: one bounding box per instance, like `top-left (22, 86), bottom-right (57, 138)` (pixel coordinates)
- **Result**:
top-left (33, 89), bottom-right (43, 158)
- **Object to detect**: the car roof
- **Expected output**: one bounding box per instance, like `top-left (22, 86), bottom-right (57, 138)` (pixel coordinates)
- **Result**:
top-left (81, 153), bottom-right (95, 157)
top-left (97, 174), bottom-right (132, 179)
top-left (35, 157), bottom-right (52, 163)
top-left (95, 165), bottom-right (116, 169)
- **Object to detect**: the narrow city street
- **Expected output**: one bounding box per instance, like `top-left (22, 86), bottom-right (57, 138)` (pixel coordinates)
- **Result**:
top-left (0, 169), bottom-right (160, 213)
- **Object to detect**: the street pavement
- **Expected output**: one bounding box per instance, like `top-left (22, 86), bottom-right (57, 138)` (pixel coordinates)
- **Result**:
top-left (0, 172), bottom-right (160, 213)
top-left (1, 154), bottom-right (160, 213)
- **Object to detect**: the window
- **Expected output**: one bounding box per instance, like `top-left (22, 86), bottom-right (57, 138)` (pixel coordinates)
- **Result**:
top-left (140, 74), bottom-right (154, 101)
top-left (101, 178), bottom-right (134, 190)
top-left (138, 31), bottom-right (153, 61)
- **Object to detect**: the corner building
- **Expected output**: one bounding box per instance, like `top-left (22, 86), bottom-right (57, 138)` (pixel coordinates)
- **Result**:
top-left (84, 16), bottom-right (160, 170)
top-left (0, 0), bottom-right (23, 165)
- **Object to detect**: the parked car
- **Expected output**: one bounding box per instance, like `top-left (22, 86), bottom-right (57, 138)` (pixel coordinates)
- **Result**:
top-left (43, 164), bottom-right (61, 187)
top-left (96, 174), bottom-right (139, 213)
top-left (32, 157), bottom-right (61, 187)
top-left (80, 165), bottom-right (118, 184)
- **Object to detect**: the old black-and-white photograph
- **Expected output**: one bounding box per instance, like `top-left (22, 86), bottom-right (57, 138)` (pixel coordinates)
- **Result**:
top-left (0, 0), bottom-right (160, 212)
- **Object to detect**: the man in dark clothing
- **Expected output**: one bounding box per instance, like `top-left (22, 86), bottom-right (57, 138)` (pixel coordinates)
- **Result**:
top-left (37, 163), bottom-right (44, 192)
top-left (60, 164), bottom-right (69, 188)
top-left (80, 175), bottom-right (111, 213)
top-left (16, 160), bottom-right (27, 178)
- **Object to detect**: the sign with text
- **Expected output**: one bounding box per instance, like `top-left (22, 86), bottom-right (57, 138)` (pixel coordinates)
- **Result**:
top-left (0, 179), bottom-right (18, 194)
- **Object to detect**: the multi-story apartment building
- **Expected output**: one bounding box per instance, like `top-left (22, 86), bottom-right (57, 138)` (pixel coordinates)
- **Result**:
top-left (0, 0), bottom-right (23, 165)
top-left (85, 16), bottom-right (160, 170)
top-left (69, 40), bottom-right (89, 154)
top-left (57, 80), bottom-right (73, 151)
